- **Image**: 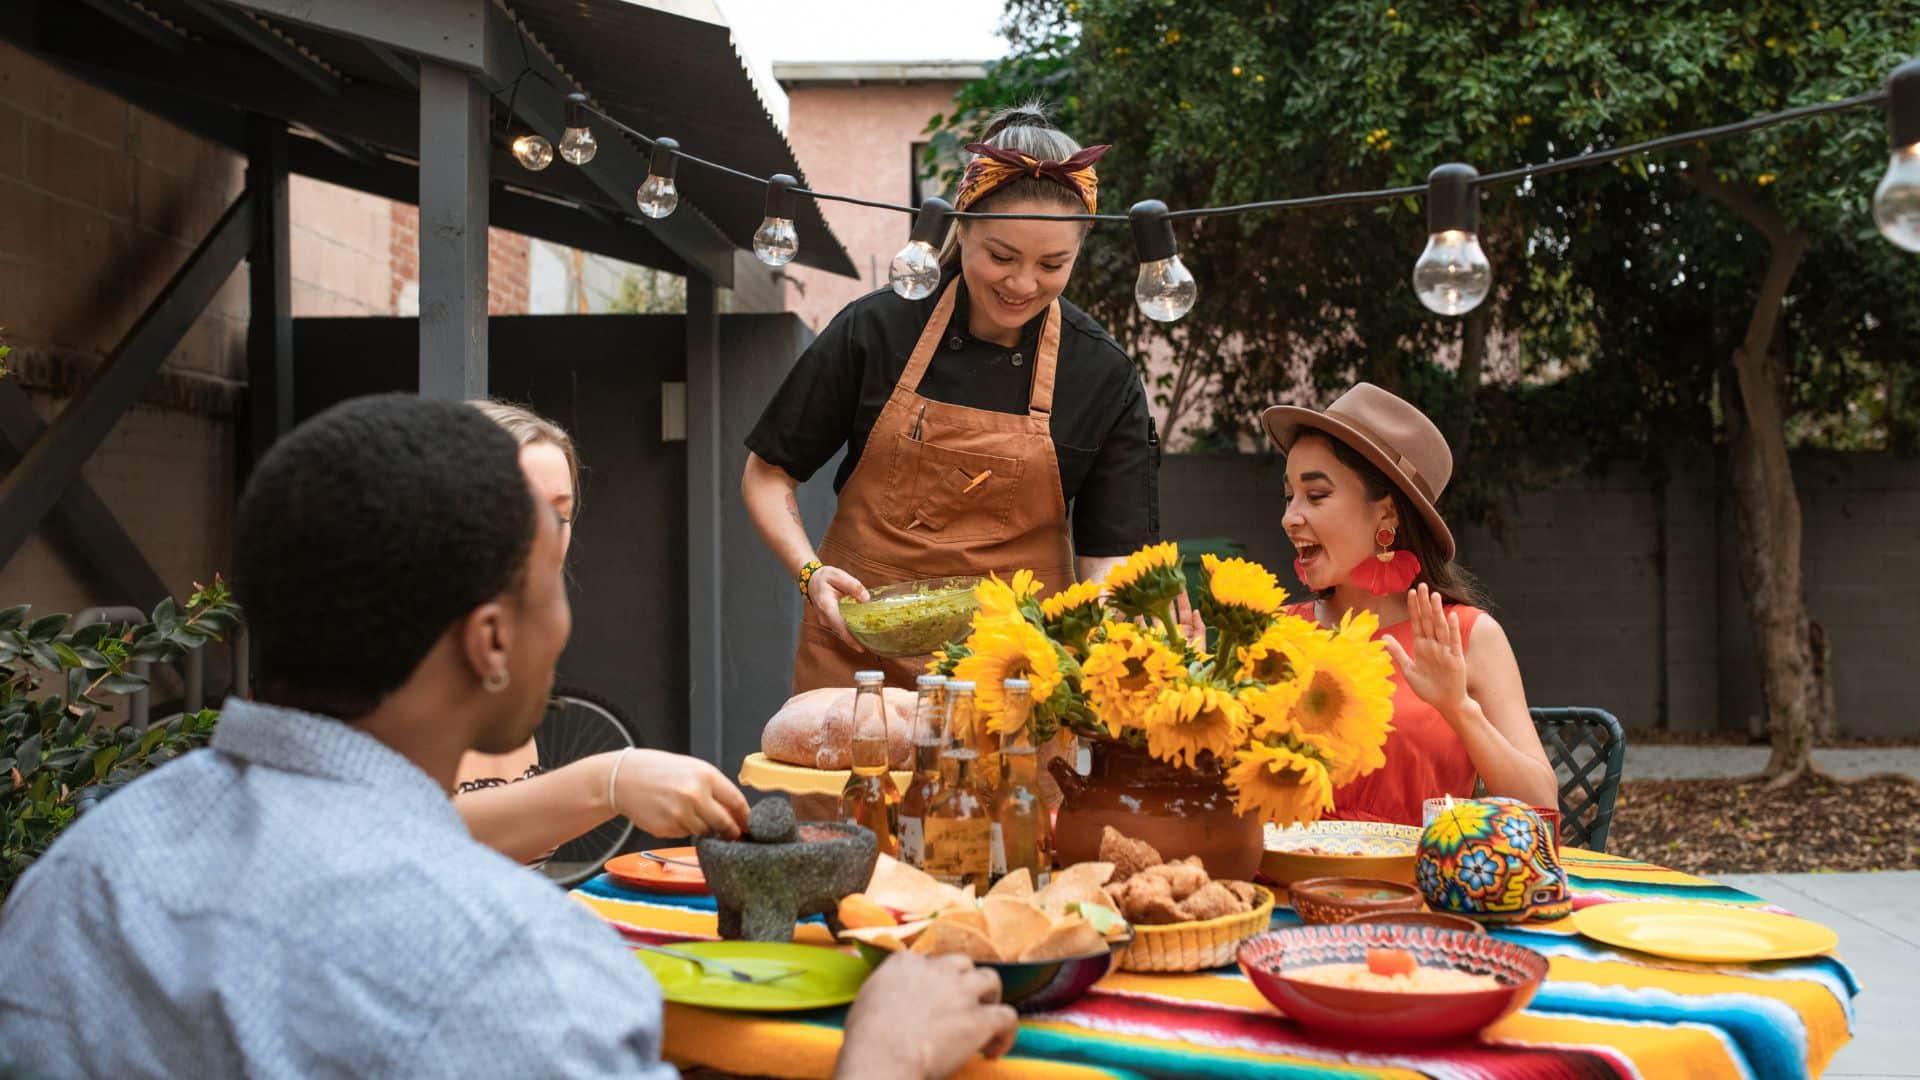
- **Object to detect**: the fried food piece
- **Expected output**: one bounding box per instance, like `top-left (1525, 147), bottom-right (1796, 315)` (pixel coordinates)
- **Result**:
top-left (1222, 880), bottom-right (1260, 906)
top-left (1137, 858), bottom-right (1210, 901)
top-left (1176, 881), bottom-right (1247, 922)
top-left (1134, 893), bottom-right (1190, 925)
top-left (1099, 826), bottom-right (1164, 881)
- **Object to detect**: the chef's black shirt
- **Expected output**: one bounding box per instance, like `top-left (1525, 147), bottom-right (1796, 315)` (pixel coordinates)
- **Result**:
top-left (746, 282), bottom-right (1159, 557)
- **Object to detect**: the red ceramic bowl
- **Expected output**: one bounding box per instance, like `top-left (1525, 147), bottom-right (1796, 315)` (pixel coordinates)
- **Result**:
top-left (1238, 923), bottom-right (1547, 1044)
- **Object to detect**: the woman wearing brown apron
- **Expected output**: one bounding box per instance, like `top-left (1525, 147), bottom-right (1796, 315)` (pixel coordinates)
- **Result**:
top-left (743, 105), bottom-right (1161, 693)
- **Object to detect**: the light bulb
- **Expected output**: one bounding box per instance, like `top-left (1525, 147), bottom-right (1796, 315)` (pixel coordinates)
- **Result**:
top-left (1874, 145), bottom-right (1920, 252)
top-left (889, 240), bottom-right (941, 299)
top-left (559, 92), bottom-right (596, 165)
top-left (754, 174), bottom-right (801, 266)
top-left (637, 174), bottom-right (678, 219)
top-left (1127, 198), bottom-right (1197, 322)
top-left (1135, 255), bottom-right (1197, 322)
top-left (637, 136), bottom-right (680, 219)
top-left (558, 126), bottom-right (596, 166)
top-left (1412, 230), bottom-right (1493, 315)
top-left (753, 217), bottom-right (799, 266)
top-left (511, 133), bottom-right (553, 171)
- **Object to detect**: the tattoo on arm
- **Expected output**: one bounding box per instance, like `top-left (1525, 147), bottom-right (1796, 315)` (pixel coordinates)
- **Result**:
top-left (785, 492), bottom-right (804, 528)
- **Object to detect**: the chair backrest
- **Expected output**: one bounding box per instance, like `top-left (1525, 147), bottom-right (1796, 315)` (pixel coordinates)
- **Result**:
top-left (1531, 707), bottom-right (1626, 852)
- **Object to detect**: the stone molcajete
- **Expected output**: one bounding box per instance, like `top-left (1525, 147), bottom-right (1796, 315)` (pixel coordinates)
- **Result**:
top-left (694, 797), bottom-right (879, 942)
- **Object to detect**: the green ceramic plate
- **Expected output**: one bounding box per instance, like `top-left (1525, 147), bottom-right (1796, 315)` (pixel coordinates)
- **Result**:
top-left (635, 941), bottom-right (872, 1012)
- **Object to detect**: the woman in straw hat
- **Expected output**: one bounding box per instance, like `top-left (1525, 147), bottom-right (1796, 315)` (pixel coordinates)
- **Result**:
top-left (1261, 384), bottom-right (1557, 825)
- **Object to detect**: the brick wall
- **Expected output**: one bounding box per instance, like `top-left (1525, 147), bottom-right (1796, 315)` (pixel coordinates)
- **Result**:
top-left (1159, 449), bottom-right (1920, 739)
top-left (0, 41), bottom-right (243, 614)
top-left (387, 202), bottom-right (533, 317)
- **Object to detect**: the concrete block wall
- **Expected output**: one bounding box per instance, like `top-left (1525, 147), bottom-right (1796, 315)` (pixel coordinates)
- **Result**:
top-left (0, 41), bottom-right (244, 615)
top-left (1160, 449), bottom-right (1920, 739)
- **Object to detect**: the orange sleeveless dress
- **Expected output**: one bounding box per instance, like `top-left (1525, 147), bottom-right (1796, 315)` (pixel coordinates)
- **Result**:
top-left (1287, 602), bottom-right (1482, 826)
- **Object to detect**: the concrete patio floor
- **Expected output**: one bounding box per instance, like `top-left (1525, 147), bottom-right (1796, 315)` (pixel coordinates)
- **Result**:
top-left (1717, 872), bottom-right (1920, 1078)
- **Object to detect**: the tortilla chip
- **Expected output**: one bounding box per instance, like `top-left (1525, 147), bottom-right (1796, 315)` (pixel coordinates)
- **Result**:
top-left (938, 906), bottom-right (990, 936)
top-left (1054, 861), bottom-right (1117, 890)
top-left (1033, 877), bottom-right (1119, 919)
top-left (982, 897), bottom-right (1055, 961)
top-left (837, 894), bottom-right (898, 930)
top-left (1020, 915), bottom-right (1107, 963)
top-left (911, 918), bottom-right (1002, 962)
top-left (987, 868), bottom-right (1034, 899)
top-left (839, 918), bottom-right (935, 953)
top-left (865, 854), bottom-right (971, 917)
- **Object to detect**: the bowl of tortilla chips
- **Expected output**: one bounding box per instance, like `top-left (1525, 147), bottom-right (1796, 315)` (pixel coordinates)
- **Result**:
top-left (837, 858), bottom-right (1132, 1013)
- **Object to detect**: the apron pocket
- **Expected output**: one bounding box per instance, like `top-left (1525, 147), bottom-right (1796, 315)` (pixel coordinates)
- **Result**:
top-left (885, 435), bottom-right (1023, 544)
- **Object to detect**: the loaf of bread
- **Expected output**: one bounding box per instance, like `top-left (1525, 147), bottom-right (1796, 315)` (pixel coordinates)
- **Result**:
top-left (761, 686), bottom-right (918, 770)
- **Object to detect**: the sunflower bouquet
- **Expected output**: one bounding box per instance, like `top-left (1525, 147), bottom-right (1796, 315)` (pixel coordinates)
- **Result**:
top-left (929, 542), bottom-right (1397, 825)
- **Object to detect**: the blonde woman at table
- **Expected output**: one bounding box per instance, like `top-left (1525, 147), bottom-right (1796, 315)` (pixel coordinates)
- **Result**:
top-left (1259, 383), bottom-right (1557, 824)
top-left (454, 400), bottom-right (750, 861)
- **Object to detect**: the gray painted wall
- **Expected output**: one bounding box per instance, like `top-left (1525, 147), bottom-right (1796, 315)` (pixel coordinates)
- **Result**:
top-left (1159, 449), bottom-right (1920, 739)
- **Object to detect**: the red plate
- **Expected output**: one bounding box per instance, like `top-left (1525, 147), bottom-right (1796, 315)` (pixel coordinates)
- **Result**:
top-left (604, 847), bottom-right (708, 895)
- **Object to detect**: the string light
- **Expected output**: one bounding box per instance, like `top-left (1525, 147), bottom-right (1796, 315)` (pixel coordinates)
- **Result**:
top-left (753, 174), bottom-right (800, 266)
top-left (1411, 163), bottom-right (1492, 316)
top-left (637, 137), bottom-right (680, 219)
top-left (888, 197), bottom-right (950, 299)
top-left (1128, 200), bottom-right (1196, 322)
top-left (559, 92), bottom-right (598, 166)
top-left (495, 43), bottom-right (1914, 316)
top-left (1874, 59), bottom-right (1920, 252)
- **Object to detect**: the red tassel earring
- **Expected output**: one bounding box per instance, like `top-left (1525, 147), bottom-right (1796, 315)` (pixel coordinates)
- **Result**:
top-left (1350, 526), bottom-right (1421, 595)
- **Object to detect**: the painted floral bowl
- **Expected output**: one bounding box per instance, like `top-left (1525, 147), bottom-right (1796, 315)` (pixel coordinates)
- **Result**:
top-left (1261, 820), bottom-right (1422, 887)
top-left (1238, 923), bottom-right (1548, 1044)
top-left (1288, 877), bottom-right (1426, 925)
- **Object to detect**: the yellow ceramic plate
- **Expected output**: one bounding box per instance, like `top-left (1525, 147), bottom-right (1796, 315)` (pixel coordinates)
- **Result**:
top-left (1571, 901), bottom-right (1839, 963)
top-left (636, 941), bottom-right (872, 1012)
top-left (738, 752), bottom-right (911, 796)
top-left (1261, 820), bottom-right (1422, 886)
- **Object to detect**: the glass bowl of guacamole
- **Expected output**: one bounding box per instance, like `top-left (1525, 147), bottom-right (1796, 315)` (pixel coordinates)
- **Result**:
top-left (838, 576), bottom-right (983, 658)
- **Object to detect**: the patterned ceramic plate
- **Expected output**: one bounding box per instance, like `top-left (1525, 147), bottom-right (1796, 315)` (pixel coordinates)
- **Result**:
top-left (1262, 821), bottom-right (1423, 887)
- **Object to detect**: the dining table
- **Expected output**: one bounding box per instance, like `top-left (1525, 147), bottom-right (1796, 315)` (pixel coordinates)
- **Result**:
top-left (569, 846), bottom-right (1859, 1079)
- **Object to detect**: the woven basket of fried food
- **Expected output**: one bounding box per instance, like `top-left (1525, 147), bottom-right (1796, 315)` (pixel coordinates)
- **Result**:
top-left (1098, 827), bottom-right (1275, 973)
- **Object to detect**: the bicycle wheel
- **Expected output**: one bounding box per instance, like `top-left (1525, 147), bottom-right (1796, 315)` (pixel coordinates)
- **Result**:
top-left (536, 687), bottom-right (640, 886)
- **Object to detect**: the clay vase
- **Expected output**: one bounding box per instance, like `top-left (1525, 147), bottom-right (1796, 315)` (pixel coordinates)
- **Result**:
top-left (1048, 741), bottom-right (1264, 881)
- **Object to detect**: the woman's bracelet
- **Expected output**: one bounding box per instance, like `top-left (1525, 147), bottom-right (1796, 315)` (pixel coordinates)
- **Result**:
top-left (797, 559), bottom-right (824, 597)
top-left (606, 747), bottom-right (634, 816)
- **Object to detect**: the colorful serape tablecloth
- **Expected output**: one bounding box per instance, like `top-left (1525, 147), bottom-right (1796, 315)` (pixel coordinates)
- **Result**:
top-left (571, 847), bottom-right (1859, 1080)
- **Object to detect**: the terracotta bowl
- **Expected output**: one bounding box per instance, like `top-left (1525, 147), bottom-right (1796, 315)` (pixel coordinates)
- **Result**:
top-left (851, 931), bottom-right (1132, 1014)
top-left (1262, 820), bottom-right (1421, 887)
top-left (1238, 923), bottom-right (1548, 1044)
top-left (1343, 911), bottom-right (1486, 935)
top-left (1288, 877), bottom-right (1425, 925)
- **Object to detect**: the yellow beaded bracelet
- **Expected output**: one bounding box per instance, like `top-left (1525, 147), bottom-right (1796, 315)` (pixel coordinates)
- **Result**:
top-left (797, 559), bottom-right (824, 597)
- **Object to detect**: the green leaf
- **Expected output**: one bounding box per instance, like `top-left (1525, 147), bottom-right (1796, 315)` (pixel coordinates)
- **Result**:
top-left (150, 597), bottom-right (179, 633)
top-left (138, 726), bottom-right (166, 755)
top-left (127, 640), bottom-right (174, 663)
top-left (99, 674), bottom-right (149, 696)
top-left (51, 643), bottom-right (85, 669)
top-left (26, 614), bottom-right (70, 642)
top-left (93, 746), bottom-right (120, 782)
top-left (67, 623), bottom-right (111, 650)
top-left (73, 647), bottom-right (111, 670)
top-left (0, 604), bottom-right (29, 632)
top-left (15, 733), bottom-right (41, 775)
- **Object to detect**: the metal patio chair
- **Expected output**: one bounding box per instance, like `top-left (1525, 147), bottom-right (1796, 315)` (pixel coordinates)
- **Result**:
top-left (1532, 706), bottom-right (1627, 853)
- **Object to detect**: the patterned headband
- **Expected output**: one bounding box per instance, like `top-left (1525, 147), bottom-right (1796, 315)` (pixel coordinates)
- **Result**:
top-left (954, 142), bottom-right (1112, 215)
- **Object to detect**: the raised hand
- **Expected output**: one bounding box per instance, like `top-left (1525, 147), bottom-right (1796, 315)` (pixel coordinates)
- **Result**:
top-left (1380, 584), bottom-right (1468, 721)
top-left (809, 566), bottom-right (872, 651)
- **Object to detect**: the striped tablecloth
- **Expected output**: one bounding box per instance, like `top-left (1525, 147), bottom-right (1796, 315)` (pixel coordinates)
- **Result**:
top-left (570, 847), bottom-right (1858, 1079)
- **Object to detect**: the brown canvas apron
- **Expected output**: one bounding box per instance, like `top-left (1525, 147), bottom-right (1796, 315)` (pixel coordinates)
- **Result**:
top-left (792, 280), bottom-right (1076, 693)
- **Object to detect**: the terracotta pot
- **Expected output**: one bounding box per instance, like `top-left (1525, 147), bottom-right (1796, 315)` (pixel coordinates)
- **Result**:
top-left (1049, 741), bottom-right (1264, 881)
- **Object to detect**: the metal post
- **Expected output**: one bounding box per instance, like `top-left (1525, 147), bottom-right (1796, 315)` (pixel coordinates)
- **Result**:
top-left (685, 273), bottom-right (723, 764)
top-left (243, 114), bottom-right (292, 483)
top-left (417, 60), bottom-right (488, 400)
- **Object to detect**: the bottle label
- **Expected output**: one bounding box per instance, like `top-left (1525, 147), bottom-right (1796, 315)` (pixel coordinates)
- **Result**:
top-left (899, 816), bottom-right (925, 867)
top-left (990, 822), bottom-right (1007, 877)
top-left (924, 818), bottom-right (991, 881)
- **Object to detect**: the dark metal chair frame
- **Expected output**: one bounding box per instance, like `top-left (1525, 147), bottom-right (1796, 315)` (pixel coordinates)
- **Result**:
top-left (1531, 706), bottom-right (1627, 852)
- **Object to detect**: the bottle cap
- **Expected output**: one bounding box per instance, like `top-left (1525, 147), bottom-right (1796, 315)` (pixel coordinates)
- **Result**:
top-left (946, 680), bottom-right (976, 693)
top-left (916, 673), bottom-right (948, 688)
top-left (1002, 678), bottom-right (1031, 691)
top-left (854, 671), bottom-right (885, 685)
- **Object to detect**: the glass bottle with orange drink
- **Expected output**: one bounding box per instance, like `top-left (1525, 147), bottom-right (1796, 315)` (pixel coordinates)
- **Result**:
top-left (838, 670), bottom-right (899, 857)
top-left (989, 678), bottom-right (1052, 886)
top-left (922, 679), bottom-right (992, 891)
top-left (896, 673), bottom-right (946, 869)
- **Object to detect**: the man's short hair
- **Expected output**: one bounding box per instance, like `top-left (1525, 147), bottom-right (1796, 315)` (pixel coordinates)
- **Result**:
top-left (234, 393), bottom-right (537, 720)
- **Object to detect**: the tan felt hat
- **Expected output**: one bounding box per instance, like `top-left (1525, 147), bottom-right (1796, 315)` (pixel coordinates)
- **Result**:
top-left (1260, 382), bottom-right (1455, 561)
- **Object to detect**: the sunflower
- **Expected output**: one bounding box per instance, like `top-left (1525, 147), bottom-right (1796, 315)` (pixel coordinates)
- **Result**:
top-left (975, 570), bottom-right (1041, 620)
top-left (1102, 542), bottom-right (1187, 622)
top-left (1202, 554), bottom-right (1287, 616)
top-left (1142, 680), bottom-right (1249, 769)
top-left (1236, 614), bottom-right (1322, 686)
top-left (1225, 740), bottom-right (1335, 825)
top-left (954, 612), bottom-right (1063, 734)
top-left (1080, 622), bottom-right (1184, 736)
top-left (1241, 680), bottom-right (1304, 740)
top-left (1039, 579), bottom-right (1104, 622)
top-left (1283, 611), bottom-right (1396, 785)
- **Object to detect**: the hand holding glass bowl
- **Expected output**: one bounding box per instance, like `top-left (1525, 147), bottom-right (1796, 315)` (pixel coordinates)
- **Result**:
top-left (837, 576), bottom-right (983, 658)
